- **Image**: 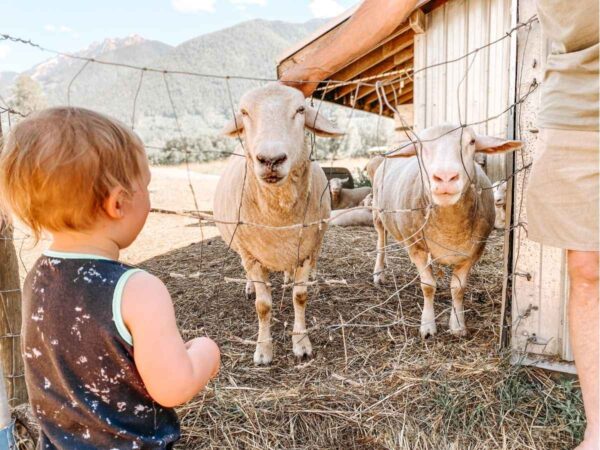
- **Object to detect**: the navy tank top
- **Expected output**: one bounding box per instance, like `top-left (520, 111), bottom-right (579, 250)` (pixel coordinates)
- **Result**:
top-left (22, 251), bottom-right (180, 449)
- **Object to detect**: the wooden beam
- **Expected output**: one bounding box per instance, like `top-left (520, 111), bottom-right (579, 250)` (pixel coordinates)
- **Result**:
top-left (351, 60), bottom-right (413, 103)
top-left (333, 53), bottom-right (413, 107)
top-left (409, 9), bottom-right (426, 34)
top-left (362, 82), bottom-right (413, 109)
top-left (329, 30), bottom-right (414, 84)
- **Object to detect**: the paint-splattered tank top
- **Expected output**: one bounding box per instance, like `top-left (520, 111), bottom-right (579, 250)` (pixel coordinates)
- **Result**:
top-left (22, 251), bottom-right (180, 449)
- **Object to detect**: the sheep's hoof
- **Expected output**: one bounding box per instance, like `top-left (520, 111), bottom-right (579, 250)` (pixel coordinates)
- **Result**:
top-left (292, 334), bottom-right (313, 359)
top-left (374, 272), bottom-right (388, 286)
top-left (245, 281), bottom-right (256, 301)
top-left (448, 315), bottom-right (468, 337)
top-left (420, 322), bottom-right (437, 339)
top-left (253, 343), bottom-right (273, 365)
top-left (449, 327), bottom-right (468, 337)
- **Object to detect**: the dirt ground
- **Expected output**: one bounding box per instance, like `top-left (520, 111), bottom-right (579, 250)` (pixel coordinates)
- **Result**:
top-left (140, 228), bottom-right (583, 450)
top-left (12, 159), bottom-right (584, 449)
top-left (15, 159), bottom-right (368, 275)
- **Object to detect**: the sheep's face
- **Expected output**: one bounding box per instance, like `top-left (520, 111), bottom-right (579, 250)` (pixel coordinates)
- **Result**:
top-left (329, 177), bottom-right (348, 202)
top-left (222, 84), bottom-right (343, 186)
top-left (389, 125), bottom-right (522, 208)
top-left (493, 182), bottom-right (507, 207)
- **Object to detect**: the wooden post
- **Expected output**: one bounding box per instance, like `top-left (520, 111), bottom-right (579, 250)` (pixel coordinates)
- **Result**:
top-left (0, 116), bottom-right (27, 405)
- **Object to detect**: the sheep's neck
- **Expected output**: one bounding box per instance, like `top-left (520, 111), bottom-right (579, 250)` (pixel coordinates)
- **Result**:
top-left (247, 159), bottom-right (311, 216)
top-left (428, 184), bottom-right (479, 237)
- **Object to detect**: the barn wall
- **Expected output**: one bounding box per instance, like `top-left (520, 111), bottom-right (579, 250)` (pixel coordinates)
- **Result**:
top-left (413, 0), bottom-right (512, 182)
top-left (510, 0), bottom-right (573, 369)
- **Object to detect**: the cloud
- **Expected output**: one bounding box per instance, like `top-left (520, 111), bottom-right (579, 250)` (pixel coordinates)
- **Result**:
top-left (0, 44), bottom-right (10, 60)
top-left (308, 0), bottom-right (345, 18)
top-left (171, 0), bottom-right (216, 13)
top-left (44, 24), bottom-right (75, 34)
top-left (230, 0), bottom-right (267, 5)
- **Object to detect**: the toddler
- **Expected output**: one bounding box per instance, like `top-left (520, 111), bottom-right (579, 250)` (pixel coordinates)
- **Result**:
top-left (0, 107), bottom-right (220, 449)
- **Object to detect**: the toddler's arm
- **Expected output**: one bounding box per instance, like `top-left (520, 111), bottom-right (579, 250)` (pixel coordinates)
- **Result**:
top-left (121, 272), bottom-right (220, 407)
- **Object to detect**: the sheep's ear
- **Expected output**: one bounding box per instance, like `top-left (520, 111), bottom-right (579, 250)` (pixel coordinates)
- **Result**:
top-left (305, 106), bottom-right (344, 138)
top-left (387, 141), bottom-right (417, 158)
top-left (341, 177), bottom-right (350, 183)
top-left (221, 113), bottom-right (244, 138)
top-left (475, 135), bottom-right (523, 154)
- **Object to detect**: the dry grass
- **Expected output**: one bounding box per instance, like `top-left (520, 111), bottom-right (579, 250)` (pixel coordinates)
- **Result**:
top-left (138, 226), bottom-right (585, 450)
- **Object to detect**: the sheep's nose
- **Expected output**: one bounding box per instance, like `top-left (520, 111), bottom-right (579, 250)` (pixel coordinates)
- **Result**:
top-left (433, 171), bottom-right (459, 183)
top-left (256, 153), bottom-right (288, 168)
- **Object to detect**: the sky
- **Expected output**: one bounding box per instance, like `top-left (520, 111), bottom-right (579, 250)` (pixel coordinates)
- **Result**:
top-left (0, 0), bottom-right (358, 72)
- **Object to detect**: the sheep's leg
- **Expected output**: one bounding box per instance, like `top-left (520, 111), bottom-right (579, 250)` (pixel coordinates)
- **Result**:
top-left (449, 261), bottom-right (472, 336)
top-left (373, 212), bottom-right (388, 285)
top-left (409, 249), bottom-right (437, 338)
top-left (291, 258), bottom-right (313, 359)
top-left (245, 274), bottom-right (256, 300)
top-left (246, 263), bottom-right (273, 365)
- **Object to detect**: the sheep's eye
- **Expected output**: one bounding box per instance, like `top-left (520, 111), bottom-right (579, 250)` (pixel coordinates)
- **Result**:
top-left (469, 138), bottom-right (476, 146)
top-left (296, 106), bottom-right (305, 115)
top-left (240, 109), bottom-right (249, 117)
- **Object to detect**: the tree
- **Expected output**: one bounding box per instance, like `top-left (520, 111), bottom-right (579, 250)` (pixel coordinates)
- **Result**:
top-left (9, 75), bottom-right (47, 115)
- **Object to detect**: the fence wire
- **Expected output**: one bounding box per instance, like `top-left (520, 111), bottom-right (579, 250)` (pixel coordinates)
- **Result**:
top-left (0, 13), bottom-right (541, 390)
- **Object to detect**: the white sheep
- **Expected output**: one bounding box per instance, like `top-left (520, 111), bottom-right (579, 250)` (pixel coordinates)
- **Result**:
top-left (372, 124), bottom-right (522, 338)
top-left (329, 177), bottom-right (372, 210)
top-left (492, 181), bottom-right (507, 229)
top-left (214, 83), bottom-right (343, 365)
top-left (329, 193), bottom-right (374, 227)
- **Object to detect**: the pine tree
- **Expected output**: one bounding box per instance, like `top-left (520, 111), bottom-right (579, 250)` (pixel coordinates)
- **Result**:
top-left (9, 75), bottom-right (47, 115)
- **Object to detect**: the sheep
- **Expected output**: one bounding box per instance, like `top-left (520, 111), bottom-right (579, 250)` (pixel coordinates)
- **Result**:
top-left (329, 177), bottom-right (372, 210)
top-left (329, 193), bottom-right (374, 227)
top-left (372, 124), bottom-right (522, 338)
top-left (365, 155), bottom-right (384, 182)
top-left (213, 83), bottom-right (343, 365)
top-left (492, 181), bottom-right (507, 229)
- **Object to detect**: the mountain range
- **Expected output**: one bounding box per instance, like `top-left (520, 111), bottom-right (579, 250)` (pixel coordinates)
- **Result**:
top-left (1, 19), bottom-right (392, 159)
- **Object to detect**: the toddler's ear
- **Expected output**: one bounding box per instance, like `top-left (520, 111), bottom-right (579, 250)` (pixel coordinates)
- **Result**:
top-left (103, 186), bottom-right (127, 219)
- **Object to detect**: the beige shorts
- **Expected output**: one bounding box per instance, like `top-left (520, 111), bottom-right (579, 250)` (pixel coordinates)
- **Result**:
top-left (527, 128), bottom-right (599, 251)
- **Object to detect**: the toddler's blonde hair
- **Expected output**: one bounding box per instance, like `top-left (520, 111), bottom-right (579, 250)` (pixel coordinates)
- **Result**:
top-left (0, 107), bottom-right (146, 239)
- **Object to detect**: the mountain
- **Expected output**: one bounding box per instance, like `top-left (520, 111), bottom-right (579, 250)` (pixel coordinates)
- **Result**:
top-left (27, 35), bottom-right (174, 108)
top-left (0, 71), bottom-right (18, 99)
top-left (0, 19), bottom-right (394, 159)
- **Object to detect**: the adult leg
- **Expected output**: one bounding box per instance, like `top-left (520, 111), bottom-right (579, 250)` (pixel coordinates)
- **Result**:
top-left (568, 250), bottom-right (599, 450)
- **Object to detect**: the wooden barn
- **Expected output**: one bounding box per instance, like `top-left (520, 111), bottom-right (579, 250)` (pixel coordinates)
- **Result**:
top-left (277, 0), bottom-right (575, 373)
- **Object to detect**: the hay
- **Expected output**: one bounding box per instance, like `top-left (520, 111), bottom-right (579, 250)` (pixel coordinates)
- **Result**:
top-left (140, 227), bottom-right (584, 450)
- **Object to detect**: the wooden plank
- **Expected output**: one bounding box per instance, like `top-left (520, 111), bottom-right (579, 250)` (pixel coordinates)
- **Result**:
top-left (484, 0), bottom-right (511, 182)
top-left (413, 26), bottom-right (427, 130)
top-left (331, 30), bottom-right (414, 83)
top-left (511, 0), bottom-right (556, 364)
top-left (425, 4), bottom-right (447, 126)
top-left (465, 0), bottom-right (491, 134)
top-left (334, 51), bottom-right (413, 102)
top-left (361, 79), bottom-right (413, 106)
top-left (352, 60), bottom-right (414, 102)
top-left (333, 58), bottom-right (397, 100)
top-left (365, 90), bottom-right (413, 114)
top-left (410, 9), bottom-right (427, 34)
top-left (499, 0), bottom-right (519, 350)
top-left (444, 0), bottom-right (468, 124)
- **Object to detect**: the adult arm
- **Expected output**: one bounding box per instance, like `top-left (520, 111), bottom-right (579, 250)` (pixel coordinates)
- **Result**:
top-left (280, 0), bottom-right (419, 97)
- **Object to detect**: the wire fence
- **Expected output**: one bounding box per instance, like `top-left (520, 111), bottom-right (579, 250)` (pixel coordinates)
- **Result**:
top-left (0, 10), bottom-right (542, 408)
